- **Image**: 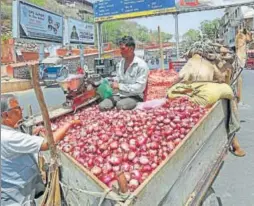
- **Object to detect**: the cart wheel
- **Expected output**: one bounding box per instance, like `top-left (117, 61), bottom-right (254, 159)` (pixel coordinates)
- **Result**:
top-left (60, 67), bottom-right (69, 78)
top-left (201, 187), bottom-right (222, 206)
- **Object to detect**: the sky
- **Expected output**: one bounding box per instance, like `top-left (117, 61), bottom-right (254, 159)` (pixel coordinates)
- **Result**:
top-left (132, 9), bottom-right (225, 37)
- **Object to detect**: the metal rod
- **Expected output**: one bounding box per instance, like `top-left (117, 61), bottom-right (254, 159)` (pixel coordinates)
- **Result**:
top-left (80, 44), bottom-right (85, 68)
top-left (174, 14), bottom-right (180, 60)
top-left (39, 44), bottom-right (45, 63)
top-left (158, 26), bottom-right (164, 70)
top-left (27, 104), bottom-right (34, 135)
top-left (27, 104), bottom-right (33, 117)
top-left (97, 23), bottom-right (102, 58)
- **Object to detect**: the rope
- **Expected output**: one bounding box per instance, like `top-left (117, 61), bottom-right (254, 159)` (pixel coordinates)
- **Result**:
top-left (59, 181), bottom-right (136, 205)
top-left (98, 189), bottom-right (112, 206)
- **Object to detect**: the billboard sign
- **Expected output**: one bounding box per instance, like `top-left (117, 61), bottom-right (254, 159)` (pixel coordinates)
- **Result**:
top-left (66, 18), bottom-right (95, 45)
top-left (176, 0), bottom-right (254, 10)
top-left (13, 1), bottom-right (63, 43)
top-left (94, 0), bottom-right (176, 22)
top-left (94, 0), bottom-right (254, 22)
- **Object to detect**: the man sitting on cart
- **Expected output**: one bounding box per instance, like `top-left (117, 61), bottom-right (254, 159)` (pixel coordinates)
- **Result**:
top-left (99, 36), bottom-right (149, 111)
top-left (1, 94), bottom-right (80, 205)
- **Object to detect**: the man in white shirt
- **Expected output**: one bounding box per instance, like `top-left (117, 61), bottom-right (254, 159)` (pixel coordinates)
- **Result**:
top-left (99, 36), bottom-right (149, 111)
top-left (1, 94), bottom-right (80, 205)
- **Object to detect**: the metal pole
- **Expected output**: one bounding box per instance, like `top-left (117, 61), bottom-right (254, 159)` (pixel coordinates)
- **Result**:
top-left (158, 26), bottom-right (164, 70)
top-left (174, 14), bottom-right (180, 60)
top-left (97, 23), bottom-right (102, 58)
top-left (38, 44), bottom-right (45, 78)
top-left (80, 44), bottom-right (85, 68)
top-left (39, 44), bottom-right (45, 63)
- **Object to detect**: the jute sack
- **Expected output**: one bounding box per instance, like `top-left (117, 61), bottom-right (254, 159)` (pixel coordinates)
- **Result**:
top-left (179, 54), bottom-right (225, 83)
top-left (167, 82), bottom-right (234, 107)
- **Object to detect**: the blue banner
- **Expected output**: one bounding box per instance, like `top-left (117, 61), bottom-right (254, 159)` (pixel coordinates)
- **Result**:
top-left (19, 1), bottom-right (63, 43)
top-left (94, 0), bottom-right (176, 22)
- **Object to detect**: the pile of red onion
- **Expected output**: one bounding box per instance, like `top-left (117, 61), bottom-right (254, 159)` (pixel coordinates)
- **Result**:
top-left (53, 97), bottom-right (207, 192)
top-left (145, 70), bottom-right (178, 101)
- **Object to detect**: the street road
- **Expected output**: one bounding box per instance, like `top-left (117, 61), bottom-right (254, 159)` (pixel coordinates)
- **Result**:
top-left (213, 70), bottom-right (254, 206)
top-left (8, 70), bottom-right (254, 206)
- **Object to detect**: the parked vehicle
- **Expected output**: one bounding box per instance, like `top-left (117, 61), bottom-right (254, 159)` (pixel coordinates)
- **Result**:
top-left (40, 56), bottom-right (69, 87)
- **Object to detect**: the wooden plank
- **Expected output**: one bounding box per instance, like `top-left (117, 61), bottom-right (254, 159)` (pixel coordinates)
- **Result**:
top-left (124, 101), bottom-right (227, 206)
top-left (159, 111), bottom-right (228, 205)
top-left (41, 151), bottom-right (118, 206)
top-left (186, 134), bottom-right (235, 206)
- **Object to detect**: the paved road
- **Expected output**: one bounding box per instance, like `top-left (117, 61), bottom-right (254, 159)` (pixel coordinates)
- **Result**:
top-left (9, 85), bottom-right (66, 117)
top-left (8, 70), bottom-right (254, 205)
top-left (213, 70), bottom-right (254, 206)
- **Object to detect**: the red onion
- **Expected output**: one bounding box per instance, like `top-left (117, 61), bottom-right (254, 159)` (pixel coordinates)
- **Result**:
top-left (102, 163), bottom-right (112, 173)
top-left (121, 162), bottom-right (131, 172)
top-left (139, 156), bottom-right (149, 165)
top-left (100, 174), bottom-right (113, 184)
top-left (151, 162), bottom-right (157, 169)
top-left (174, 138), bottom-right (181, 146)
top-left (87, 159), bottom-right (94, 168)
top-left (141, 165), bottom-right (152, 172)
top-left (131, 170), bottom-right (142, 181)
top-left (149, 142), bottom-right (159, 150)
top-left (141, 172), bottom-right (150, 182)
top-left (137, 136), bottom-right (147, 146)
top-left (129, 179), bottom-right (139, 191)
top-left (101, 150), bottom-right (110, 158)
top-left (110, 141), bottom-right (118, 150)
top-left (54, 97), bottom-right (207, 191)
top-left (109, 155), bottom-right (122, 166)
top-left (128, 152), bottom-right (136, 161)
top-left (112, 166), bottom-right (120, 172)
top-left (108, 180), bottom-right (118, 188)
top-left (121, 142), bottom-right (130, 152)
top-left (91, 166), bottom-right (102, 176)
top-left (62, 144), bottom-right (73, 153)
top-left (115, 130), bottom-right (123, 137)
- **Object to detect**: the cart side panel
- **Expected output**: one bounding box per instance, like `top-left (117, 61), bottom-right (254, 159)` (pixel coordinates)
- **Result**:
top-left (160, 111), bottom-right (228, 205)
top-left (59, 152), bottom-right (111, 206)
top-left (130, 101), bottom-right (227, 206)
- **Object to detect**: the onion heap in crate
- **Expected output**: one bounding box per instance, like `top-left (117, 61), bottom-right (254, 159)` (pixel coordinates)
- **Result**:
top-left (52, 97), bottom-right (208, 192)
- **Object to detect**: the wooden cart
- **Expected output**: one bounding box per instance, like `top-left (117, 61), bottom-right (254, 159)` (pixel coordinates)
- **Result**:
top-left (24, 99), bottom-right (232, 206)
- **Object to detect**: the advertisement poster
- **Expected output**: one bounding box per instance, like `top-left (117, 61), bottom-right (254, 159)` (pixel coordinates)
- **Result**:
top-left (19, 1), bottom-right (63, 43)
top-left (176, 0), bottom-right (254, 10)
top-left (68, 18), bottom-right (95, 44)
top-left (94, 0), bottom-right (176, 22)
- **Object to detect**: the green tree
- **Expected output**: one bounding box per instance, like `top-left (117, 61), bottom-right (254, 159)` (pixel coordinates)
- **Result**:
top-left (161, 32), bottom-right (173, 42)
top-left (199, 18), bottom-right (221, 40)
top-left (1, 2), bottom-right (12, 20)
top-left (182, 29), bottom-right (200, 51)
top-left (101, 21), bottom-right (172, 45)
top-left (27, 0), bottom-right (45, 6)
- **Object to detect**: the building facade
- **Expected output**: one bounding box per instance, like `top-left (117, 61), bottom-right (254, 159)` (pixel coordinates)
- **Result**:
top-left (219, 6), bottom-right (254, 48)
top-left (57, 0), bottom-right (94, 22)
